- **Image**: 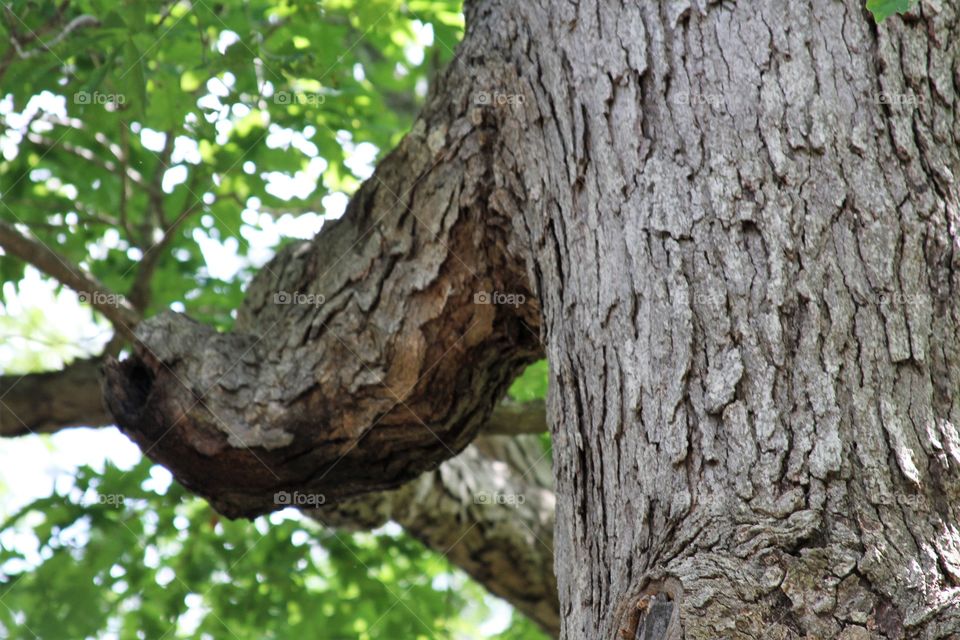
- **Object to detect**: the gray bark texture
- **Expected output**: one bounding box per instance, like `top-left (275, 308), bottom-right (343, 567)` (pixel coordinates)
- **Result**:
top-left (103, 58), bottom-right (545, 517)
top-left (103, 0), bottom-right (960, 638)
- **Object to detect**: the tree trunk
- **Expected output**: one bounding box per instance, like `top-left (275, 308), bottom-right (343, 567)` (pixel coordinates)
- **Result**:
top-left (103, 0), bottom-right (960, 637)
top-left (496, 0), bottom-right (960, 638)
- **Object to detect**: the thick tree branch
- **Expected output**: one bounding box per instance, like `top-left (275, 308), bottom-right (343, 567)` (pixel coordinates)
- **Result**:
top-left (485, 398), bottom-right (547, 435)
top-left (0, 357), bottom-right (108, 436)
top-left (103, 27), bottom-right (542, 518)
top-left (312, 435), bottom-right (558, 636)
top-left (0, 220), bottom-right (141, 337)
top-left (0, 355), bottom-right (555, 629)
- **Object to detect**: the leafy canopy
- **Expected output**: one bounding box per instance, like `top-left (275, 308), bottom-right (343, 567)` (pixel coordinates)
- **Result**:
top-left (1, 0), bottom-right (462, 327)
top-left (0, 452), bottom-right (548, 639)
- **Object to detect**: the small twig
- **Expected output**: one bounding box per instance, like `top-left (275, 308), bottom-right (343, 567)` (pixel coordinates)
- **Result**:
top-left (154, 1), bottom-right (178, 28)
top-left (148, 131), bottom-right (176, 229)
top-left (9, 14), bottom-right (100, 59)
top-left (118, 122), bottom-right (134, 240)
top-left (127, 171), bottom-right (204, 311)
top-left (24, 131), bottom-right (155, 196)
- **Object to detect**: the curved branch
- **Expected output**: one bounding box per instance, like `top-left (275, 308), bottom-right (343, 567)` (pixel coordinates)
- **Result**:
top-left (103, 4), bottom-right (540, 520)
top-left (0, 355), bottom-right (554, 628)
top-left (312, 435), bottom-right (558, 636)
top-left (0, 357), bottom-right (546, 440)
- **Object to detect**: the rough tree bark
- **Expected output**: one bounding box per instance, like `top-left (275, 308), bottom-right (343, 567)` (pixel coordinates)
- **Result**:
top-left (102, 0), bottom-right (960, 638)
top-left (104, 58), bottom-right (544, 517)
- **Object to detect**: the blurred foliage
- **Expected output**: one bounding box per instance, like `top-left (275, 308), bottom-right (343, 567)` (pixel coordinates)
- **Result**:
top-left (0, 459), bottom-right (549, 639)
top-left (0, 0), bottom-right (463, 328)
top-left (507, 361), bottom-right (548, 404)
top-left (508, 360), bottom-right (552, 456)
top-left (0, 0), bottom-right (552, 638)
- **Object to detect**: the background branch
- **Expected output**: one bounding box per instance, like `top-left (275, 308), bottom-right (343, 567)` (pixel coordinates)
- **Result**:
top-left (0, 357), bottom-right (108, 436)
top-left (0, 220), bottom-right (141, 337)
top-left (311, 434), bottom-right (559, 637)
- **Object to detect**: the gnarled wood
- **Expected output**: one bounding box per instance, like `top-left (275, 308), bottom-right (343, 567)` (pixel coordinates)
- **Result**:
top-left (103, 31), bottom-right (543, 518)
top-left (100, 0), bottom-right (960, 637)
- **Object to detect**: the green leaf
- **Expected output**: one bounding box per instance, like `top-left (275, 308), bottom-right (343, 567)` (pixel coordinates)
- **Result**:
top-left (867, 0), bottom-right (913, 21)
